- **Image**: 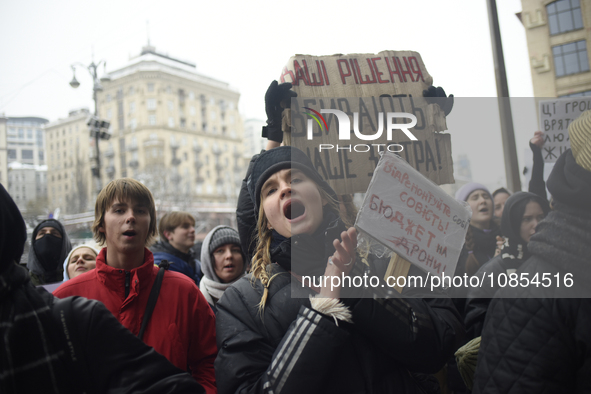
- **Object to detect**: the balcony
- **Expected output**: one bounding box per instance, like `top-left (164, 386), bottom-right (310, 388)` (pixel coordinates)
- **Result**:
top-left (212, 146), bottom-right (222, 155)
top-left (104, 148), bottom-right (115, 158)
top-left (105, 165), bottom-right (115, 176)
top-left (196, 176), bottom-right (205, 184)
top-left (194, 160), bottom-right (203, 169)
top-left (193, 145), bottom-right (202, 154)
top-left (128, 160), bottom-right (139, 169)
top-left (171, 157), bottom-right (181, 166)
top-left (127, 143), bottom-right (138, 152)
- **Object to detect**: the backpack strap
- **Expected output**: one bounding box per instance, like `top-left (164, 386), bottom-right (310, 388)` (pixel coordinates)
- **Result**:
top-left (138, 260), bottom-right (169, 340)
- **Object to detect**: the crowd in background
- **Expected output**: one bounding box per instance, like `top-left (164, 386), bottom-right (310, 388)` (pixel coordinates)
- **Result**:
top-left (1, 82), bottom-right (591, 394)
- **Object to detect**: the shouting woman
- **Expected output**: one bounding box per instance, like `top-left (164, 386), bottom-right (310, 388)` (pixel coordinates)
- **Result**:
top-left (215, 146), bottom-right (464, 394)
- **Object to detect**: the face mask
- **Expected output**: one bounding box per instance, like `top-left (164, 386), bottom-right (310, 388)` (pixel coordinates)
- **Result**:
top-left (33, 234), bottom-right (63, 273)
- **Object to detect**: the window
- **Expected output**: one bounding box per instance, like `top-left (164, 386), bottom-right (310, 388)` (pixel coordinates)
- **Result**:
top-left (106, 94), bottom-right (112, 102)
top-left (553, 40), bottom-right (590, 77)
top-left (149, 115), bottom-right (157, 125)
top-left (560, 89), bottom-right (591, 97)
top-left (107, 109), bottom-right (112, 119)
top-left (7, 149), bottom-right (16, 159)
top-left (147, 98), bottom-right (157, 110)
top-left (129, 86), bottom-right (135, 95)
top-left (130, 101), bottom-right (136, 113)
top-left (547, 0), bottom-right (583, 35)
top-left (27, 129), bottom-right (33, 139)
top-left (39, 151), bottom-right (44, 161)
top-left (18, 129), bottom-right (24, 139)
top-left (189, 91), bottom-right (195, 100)
top-left (22, 150), bottom-right (34, 160)
top-left (168, 117), bottom-right (175, 127)
top-left (190, 106), bottom-right (196, 116)
top-left (168, 101), bottom-right (174, 111)
top-left (130, 119), bottom-right (137, 130)
top-left (147, 83), bottom-right (154, 92)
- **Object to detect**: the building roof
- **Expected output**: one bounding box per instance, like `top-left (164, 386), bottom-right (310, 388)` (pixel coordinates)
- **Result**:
top-left (106, 45), bottom-right (238, 93)
top-left (7, 117), bottom-right (49, 124)
top-left (46, 108), bottom-right (90, 129)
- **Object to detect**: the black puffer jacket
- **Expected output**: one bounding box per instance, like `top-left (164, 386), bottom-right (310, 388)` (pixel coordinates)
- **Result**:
top-left (236, 152), bottom-right (260, 266)
top-left (473, 151), bottom-right (591, 393)
top-left (215, 217), bottom-right (464, 394)
top-left (464, 192), bottom-right (549, 338)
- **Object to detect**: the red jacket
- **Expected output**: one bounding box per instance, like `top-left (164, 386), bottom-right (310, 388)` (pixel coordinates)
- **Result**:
top-left (54, 248), bottom-right (217, 394)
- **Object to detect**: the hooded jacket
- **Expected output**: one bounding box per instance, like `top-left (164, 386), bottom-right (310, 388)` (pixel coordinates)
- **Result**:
top-left (150, 240), bottom-right (202, 285)
top-left (27, 219), bottom-right (72, 285)
top-left (0, 183), bottom-right (205, 394)
top-left (199, 225), bottom-right (246, 310)
top-left (53, 248), bottom-right (218, 394)
top-left (464, 192), bottom-right (549, 338)
top-left (473, 150), bottom-right (591, 393)
top-left (62, 244), bottom-right (100, 281)
top-left (215, 212), bottom-right (464, 394)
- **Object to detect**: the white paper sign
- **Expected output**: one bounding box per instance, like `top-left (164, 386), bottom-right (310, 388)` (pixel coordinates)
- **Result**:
top-left (539, 97), bottom-right (591, 163)
top-left (356, 151), bottom-right (471, 276)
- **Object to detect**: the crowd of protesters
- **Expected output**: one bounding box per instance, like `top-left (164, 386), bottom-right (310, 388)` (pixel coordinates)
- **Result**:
top-left (1, 81), bottom-right (591, 394)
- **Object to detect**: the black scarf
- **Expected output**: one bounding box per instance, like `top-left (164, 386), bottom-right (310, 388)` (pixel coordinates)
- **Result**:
top-left (270, 208), bottom-right (345, 277)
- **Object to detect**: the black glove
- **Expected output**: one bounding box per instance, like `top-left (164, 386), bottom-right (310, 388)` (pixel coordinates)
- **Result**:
top-left (423, 86), bottom-right (454, 116)
top-left (262, 81), bottom-right (297, 143)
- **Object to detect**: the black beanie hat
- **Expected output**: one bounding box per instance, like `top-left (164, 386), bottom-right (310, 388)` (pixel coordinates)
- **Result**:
top-left (247, 146), bottom-right (337, 212)
top-left (33, 219), bottom-right (64, 241)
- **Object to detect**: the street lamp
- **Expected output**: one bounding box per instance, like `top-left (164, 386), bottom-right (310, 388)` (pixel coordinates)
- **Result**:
top-left (69, 60), bottom-right (111, 194)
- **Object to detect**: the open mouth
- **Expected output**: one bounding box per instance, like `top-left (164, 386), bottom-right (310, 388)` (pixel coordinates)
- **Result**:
top-left (284, 200), bottom-right (305, 220)
top-left (123, 230), bottom-right (137, 237)
top-left (223, 263), bottom-right (235, 270)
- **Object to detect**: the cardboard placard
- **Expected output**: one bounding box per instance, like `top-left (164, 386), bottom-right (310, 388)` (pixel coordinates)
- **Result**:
top-left (281, 51), bottom-right (454, 193)
top-left (356, 150), bottom-right (471, 277)
top-left (290, 96), bottom-right (453, 195)
top-left (539, 97), bottom-right (591, 162)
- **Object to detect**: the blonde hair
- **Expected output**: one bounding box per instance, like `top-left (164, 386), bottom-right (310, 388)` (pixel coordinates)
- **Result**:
top-left (92, 178), bottom-right (157, 246)
top-left (250, 182), bottom-right (346, 312)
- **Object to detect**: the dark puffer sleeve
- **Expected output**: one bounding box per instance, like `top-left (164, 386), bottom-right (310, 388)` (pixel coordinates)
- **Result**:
top-left (529, 141), bottom-right (548, 201)
top-left (342, 293), bottom-right (464, 374)
top-left (473, 295), bottom-right (583, 393)
top-left (236, 153), bottom-right (261, 265)
top-left (70, 297), bottom-right (205, 394)
top-left (215, 286), bottom-right (349, 394)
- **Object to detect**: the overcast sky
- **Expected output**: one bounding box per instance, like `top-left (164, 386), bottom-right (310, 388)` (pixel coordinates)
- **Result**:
top-left (0, 0), bottom-right (541, 190)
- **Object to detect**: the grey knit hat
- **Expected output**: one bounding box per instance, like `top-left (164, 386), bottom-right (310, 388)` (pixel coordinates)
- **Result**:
top-left (208, 227), bottom-right (241, 255)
